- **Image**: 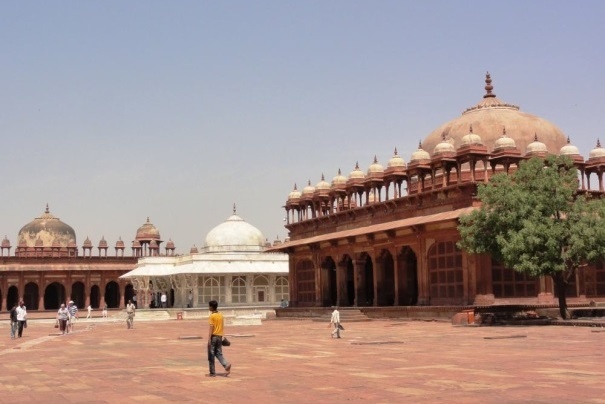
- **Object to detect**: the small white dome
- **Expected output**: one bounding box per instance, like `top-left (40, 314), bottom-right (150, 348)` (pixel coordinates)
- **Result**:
top-left (204, 210), bottom-right (265, 253)
top-left (387, 148), bottom-right (406, 168)
top-left (493, 129), bottom-right (517, 151)
top-left (526, 134), bottom-right (548, 155)
top-left (589, 139), bottom-right (605, 159)
top-left (559, 137), bottom-right (580, 156)
top-left (410, 143), bottom-right (430, 162)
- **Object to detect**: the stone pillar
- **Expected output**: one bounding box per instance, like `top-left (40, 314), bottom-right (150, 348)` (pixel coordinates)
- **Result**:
top-left (269, 275), bottom-right (276, 304)
top-left (353, 259), bottom-right (366, 307)
top-left (225, 275), bottom-right (233, 305)
top-left (373, 258), bottom-right (381, 306)
top-left (336, 261), bottom-right (348, 306)
top-left (246, 275), bottom-right (253, 304)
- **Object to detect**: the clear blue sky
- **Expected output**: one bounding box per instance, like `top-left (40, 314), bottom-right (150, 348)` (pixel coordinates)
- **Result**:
top-left (1, 1), bottom-right (603, 252)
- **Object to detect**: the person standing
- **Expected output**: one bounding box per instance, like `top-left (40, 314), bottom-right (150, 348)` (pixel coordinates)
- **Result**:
top-left (67, 301), bottom-right (78, 333)
top-left (9, 304), bottom-right (18, 339)
top-left (57, 304), bottom-right (69, 335)
top-left (207, 300), bottom-right (231, 377)
top-left (102, 304), bottom-right (108, 320)
top-left (330, 307), bottom-right (341, 339)
top-left (132, 294), bottom-right (137, 309)
top-left (86, 305), bottom-right (92, 319)
top-left (161, 292), bottom-right (167, 308)
top-left (126, 300), bottom-right (136, 329)
top-left (188, 291), bottom-right (193, 308)
top-left (16, 301), bottom-right (27, 338)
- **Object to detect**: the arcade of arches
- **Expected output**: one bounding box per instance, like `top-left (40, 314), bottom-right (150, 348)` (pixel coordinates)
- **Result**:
top-left (274, 75), bottom-right (605, 307)
top-left (0, 262), bottom-right (137, 311)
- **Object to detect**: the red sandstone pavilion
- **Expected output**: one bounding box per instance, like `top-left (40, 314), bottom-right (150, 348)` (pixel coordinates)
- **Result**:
top-left (271, 73), bottom-right (605, 308)
top-left (0, 205), bottom-right (175, 311)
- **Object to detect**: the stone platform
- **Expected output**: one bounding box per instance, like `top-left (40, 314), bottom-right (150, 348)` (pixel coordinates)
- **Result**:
top-left (0, 318), bottom-right (604, 402)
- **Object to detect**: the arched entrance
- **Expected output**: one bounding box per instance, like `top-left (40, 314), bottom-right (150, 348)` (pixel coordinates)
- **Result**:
top-left (321, 257), bottom-right (337, 306)
top-left (377, 249), bottom-right (395, 306)
top-left (398, 246), bottom-right (418, 305)
top-left (72, 282), bottom-right (85, 308)
top-left (105, 281), bottom-right (120, 308)
top-left (90, 285), bottom-right (100, 308)
top-left (7, 285), bottom-right (19, 311)
top-left (24, 282), bottom-right (39, 310)
top-left (125, 284), bottom-right (135, 305)
top-left (44, 282), bottom-right (66, 310)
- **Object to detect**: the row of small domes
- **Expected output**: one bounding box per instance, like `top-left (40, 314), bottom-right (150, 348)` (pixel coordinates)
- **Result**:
top-left (288, 134), bottom-right (605, 201)
top-left (1, 235), bottom-right (176, 250)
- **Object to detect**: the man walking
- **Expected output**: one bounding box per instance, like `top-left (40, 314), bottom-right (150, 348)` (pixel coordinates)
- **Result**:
top-left (9, 303), bottom-right (18, 339)
top-left (67, 301), bottom-right (78, 333)
top-left (126, 300), bottom-right (136, 329)
top-left (16, 301), bottom-right (27, 338)
top-left (330, 306), bottom-right (342, 339)
top-left (161, 292), bottom-right (167, 308)
top-left (207, 300), bottom-right (231, 377)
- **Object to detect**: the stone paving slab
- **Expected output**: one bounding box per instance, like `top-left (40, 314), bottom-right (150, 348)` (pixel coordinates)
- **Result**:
top-left (0, 318), bottom-right (604, 403)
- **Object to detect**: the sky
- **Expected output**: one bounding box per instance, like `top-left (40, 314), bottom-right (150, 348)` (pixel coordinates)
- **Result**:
top-left (1, 1), bottom-right (604, 253)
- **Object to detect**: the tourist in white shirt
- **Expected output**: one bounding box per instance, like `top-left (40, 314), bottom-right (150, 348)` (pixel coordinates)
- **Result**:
top-left (16, 301), bottom-right (27, 338)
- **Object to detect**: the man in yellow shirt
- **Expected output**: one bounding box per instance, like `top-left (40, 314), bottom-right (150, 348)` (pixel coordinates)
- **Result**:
top-left (207, 300), bottom-right (231, 377)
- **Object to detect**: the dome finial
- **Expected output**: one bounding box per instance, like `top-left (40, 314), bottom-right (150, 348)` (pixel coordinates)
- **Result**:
top-left (146, 217), bottom-right (150, 223)
top-left (45, 203), bottom-right (50, 214)
top-left (373, 155), bottom-right (378, 163)
top-left (338, 168), bottom-right (342, 175)
top-left (484, 72), bottom-right (495, 99)
top-left (394, 147), bottom-right (398, 155)
top-left (469, 124), bottom-right (473, 133)
top-left (502, 126), bottom-right (507, 136)
top-left (567, 136), bottom-right (571, 144)
top-left (597, 139), bottom-right (602, 148)
top-left (534, 133), bottom-right (538, 142)
top-left (355, 161), bottom-right (360, 170)
top-left (233, 203), bottom-right (237, 215)
top-left (321, 173), bottom-right (325, 181)
top-left (418, 141), bottom-right (423, 149)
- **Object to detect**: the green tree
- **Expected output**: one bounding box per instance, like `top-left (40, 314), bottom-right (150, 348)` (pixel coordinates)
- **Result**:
top-left (458, 155), bottom-right (605, 319)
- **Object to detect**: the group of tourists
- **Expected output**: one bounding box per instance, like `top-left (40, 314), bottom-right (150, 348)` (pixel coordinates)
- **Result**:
top-left (9, 300), bottom-right (27, 339)
top-left (56, 300), bottom-right (79, 335)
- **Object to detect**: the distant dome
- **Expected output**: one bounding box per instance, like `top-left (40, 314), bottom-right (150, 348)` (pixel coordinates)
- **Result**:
top-left (348, 162), bottom-right (365, 179)
top-left (98, 237), bottom-right (108, 248)
top-left (315, 174), bottom-right (331, 190)
top-left (410, 142), bottom-right (430, 162)
top-left (367, 156), bottom-right (384, 174)
top-left (1, 236), bottom-right (10, 248)
top-left (115, 237), bottom-right (125, 248)
top-left (18, 205), bottom-right (76, 248)
top-left (301, 180), bottom-right (315, 196)
top-left (433, 135), bottom-right (456, 155)
top-left (589, 139), bottom-right (605, 159)
top-left (525, 134), bottom-right (548, 156)
top-left (387, 148), bottom-right (406, 168)
top-left (136, 217), bottom-right (161, 241)
top-left (460, 125), bottom-right (484, 147)
top-left (288, 184), bottom-right (301, 201)
top-left (559, 137), bottom-right (580, 156)
top-left (203, 206), bottom-right (266, 253)
top-left (165, 239), bottom-right (175, 249)
top-left (493, 129), bottom-right (517, 151)
top-left (331, 169), bottom-right (347, 186)
top-left (423, 73), bottom-right (567, 155)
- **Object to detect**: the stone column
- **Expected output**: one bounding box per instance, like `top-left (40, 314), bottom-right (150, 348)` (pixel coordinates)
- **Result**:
top-left (246, 275), bottom-right (253, 304)
top-left (336, 261), bottom-right (348, 306)
top-left (353, 259), bottom-right (366, 307)
top-left (225, 275), bottom-right (233, 305)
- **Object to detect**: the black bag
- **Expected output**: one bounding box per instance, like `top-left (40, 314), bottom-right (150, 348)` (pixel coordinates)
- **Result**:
top-left (221, 337), bottom-right (231, 347)
top-left (337, 323), bottom-right (344, 331)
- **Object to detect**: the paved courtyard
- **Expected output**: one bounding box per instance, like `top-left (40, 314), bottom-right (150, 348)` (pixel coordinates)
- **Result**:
top-left (0, 316), bottom-right (604, 403)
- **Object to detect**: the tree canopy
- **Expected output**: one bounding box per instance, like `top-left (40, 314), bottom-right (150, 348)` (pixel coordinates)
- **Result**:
top-left (458, 155), bottom-right (605, 318)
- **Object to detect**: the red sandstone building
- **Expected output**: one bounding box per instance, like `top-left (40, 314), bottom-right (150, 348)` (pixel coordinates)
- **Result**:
top-left (0, 205), bottom-right (175, 311)
top-left (272, 74), bottom-right (605, 308)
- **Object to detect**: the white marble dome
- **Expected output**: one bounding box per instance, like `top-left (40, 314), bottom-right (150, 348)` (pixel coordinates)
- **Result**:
top-left (204, 209), bottom-right (266, 253)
